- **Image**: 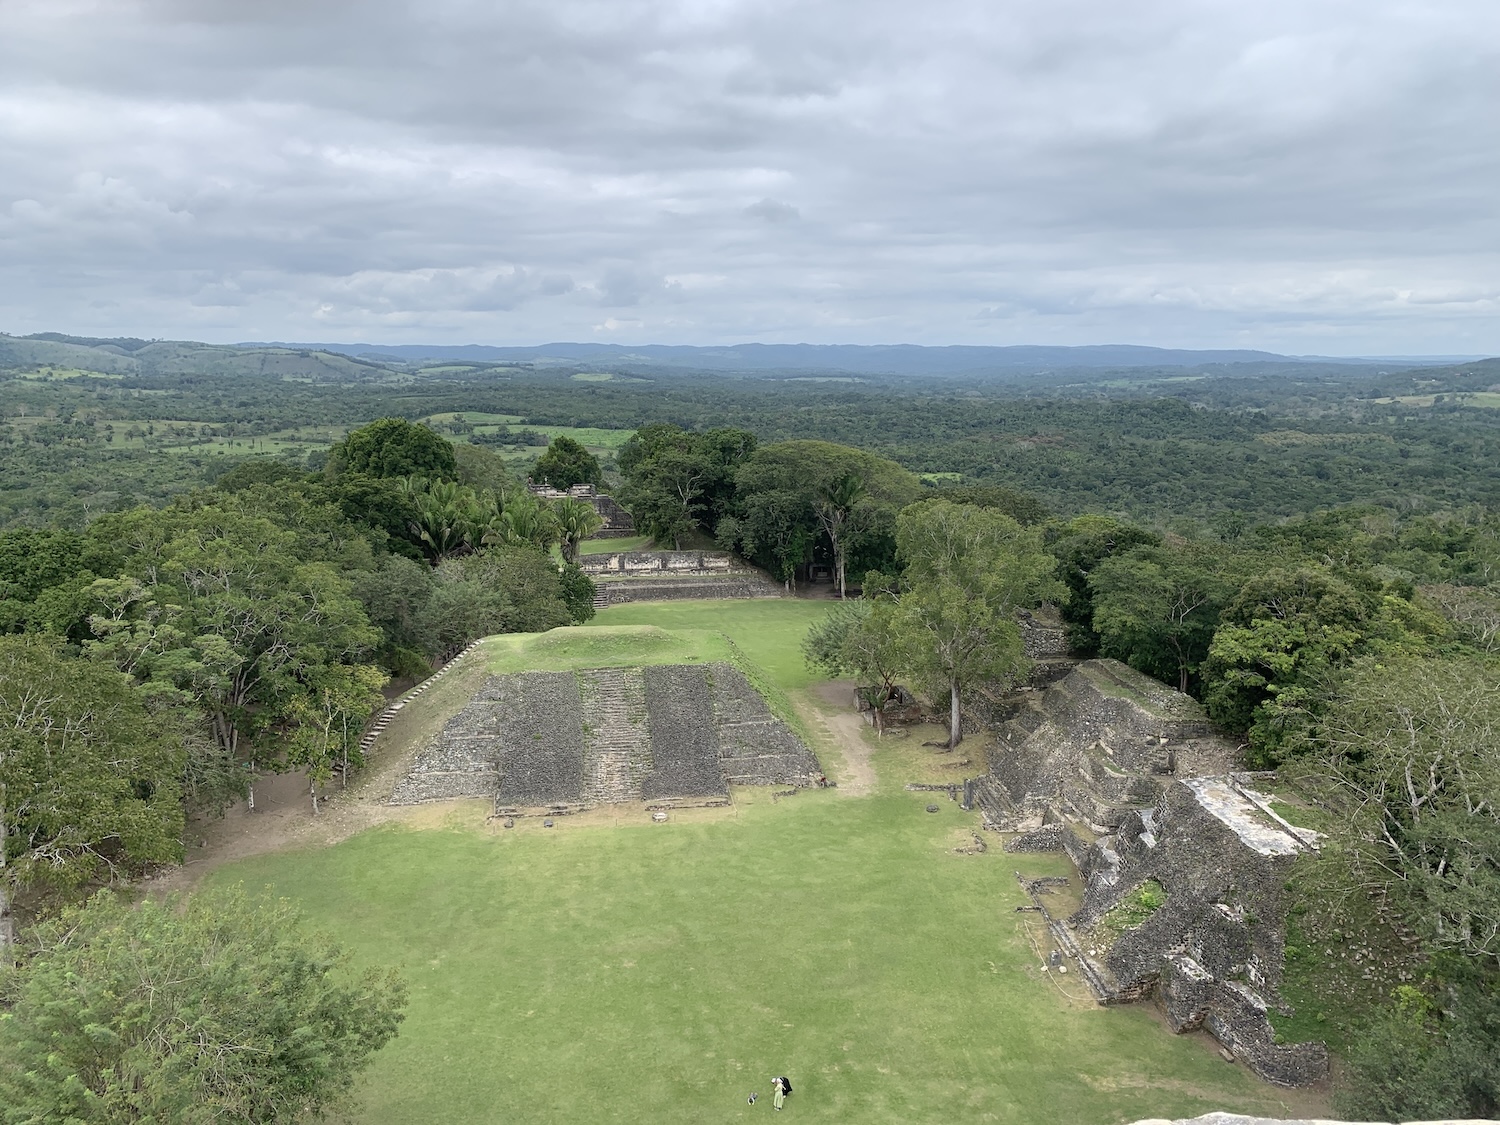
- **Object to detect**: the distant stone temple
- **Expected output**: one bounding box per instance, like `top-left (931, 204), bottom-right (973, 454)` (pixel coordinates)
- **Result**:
top-left (390, 662), bottom-right (821, 813)
top-left (528, 483), bottom-right (635, 537)
top-left (978, 659), bottom-right (1328, 1088)
top-left (580, 551), bottom-right (784, 607)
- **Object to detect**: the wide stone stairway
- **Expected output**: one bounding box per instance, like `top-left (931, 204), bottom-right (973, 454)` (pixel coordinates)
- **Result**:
top-left (578, 667), bottom-right (653, 805)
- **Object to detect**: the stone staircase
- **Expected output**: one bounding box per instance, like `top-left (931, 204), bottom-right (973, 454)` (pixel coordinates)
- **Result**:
top-left (579, 667), bottom-right (652, 805)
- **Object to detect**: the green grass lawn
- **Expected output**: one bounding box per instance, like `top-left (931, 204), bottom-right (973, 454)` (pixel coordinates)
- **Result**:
top-left (580, 534), bottom-right (653, 554)
top-left (586, 599), bottom-right (832, 689)
top-left (483, 625), bottom-right (739, 675)
top-left (202, 599), bottom-right (1324, 1124)
top-left (210, 784), bottom-right (1309, 1125)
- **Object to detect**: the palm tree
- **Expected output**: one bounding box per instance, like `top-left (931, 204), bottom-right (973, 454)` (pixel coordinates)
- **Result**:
top-left (409, 480), bottom-right (473, 562)
top-left (816, 472), bottom-right (867, 598)
top-left (554, 497), bottom-right (604, 563)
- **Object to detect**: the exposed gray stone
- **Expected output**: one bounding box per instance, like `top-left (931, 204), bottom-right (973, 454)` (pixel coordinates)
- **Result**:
top-left (391, 661), bottom-right (820, 809)
top-left (983, 659), bottom-right (1329, 1087)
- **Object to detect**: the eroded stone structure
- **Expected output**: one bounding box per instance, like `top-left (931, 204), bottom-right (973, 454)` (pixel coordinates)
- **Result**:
top-left (581, 551), bottom-right (785, 606)
top-left (529, 484), bottom-right (634, 537)
top-left (390, 662), bottom-right (820, 811)
top-left (983, 659), bottom-right (1328, 1087)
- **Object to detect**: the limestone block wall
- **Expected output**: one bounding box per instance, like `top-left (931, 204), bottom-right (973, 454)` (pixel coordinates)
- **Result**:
top-left (711, 663), bottom-right (822, 786)
top-left (580, 550), bottom-right (737, 576)
top-left (493, 671), bottom-right (586, 807)
top-left (595, 576), bottom-right (784, 605)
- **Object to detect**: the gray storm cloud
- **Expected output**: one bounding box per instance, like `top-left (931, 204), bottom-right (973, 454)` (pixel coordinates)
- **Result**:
top-left (0, 0), bottom-right (1496, 352)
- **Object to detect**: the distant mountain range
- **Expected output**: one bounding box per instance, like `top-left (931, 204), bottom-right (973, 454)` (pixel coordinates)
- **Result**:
top-left (3, 331), bottom-right (1490, 382)
top-left (249, 340), bottom-right (1490, 375)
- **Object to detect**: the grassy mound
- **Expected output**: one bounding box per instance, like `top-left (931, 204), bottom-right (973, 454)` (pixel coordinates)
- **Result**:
top-left (484, 624), bottom-right (738, 675)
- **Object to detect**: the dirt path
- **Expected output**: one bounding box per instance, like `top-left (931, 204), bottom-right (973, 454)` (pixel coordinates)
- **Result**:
top-left (795, 679), bottom-right (877, 797)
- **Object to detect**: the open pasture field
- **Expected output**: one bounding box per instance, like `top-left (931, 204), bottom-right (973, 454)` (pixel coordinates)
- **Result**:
top-left (203, 598), bottom-right (1327, 1125)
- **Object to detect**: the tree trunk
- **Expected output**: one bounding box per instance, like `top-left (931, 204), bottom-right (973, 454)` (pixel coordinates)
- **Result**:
top-left (949, 680), bottom-right (963, 749)
top-left (837, 548), bottom-right (846, 600)
top-left (1179, 664), bottom-right (1189, 694)
top-left (0, 793), bottom-right (10, 953)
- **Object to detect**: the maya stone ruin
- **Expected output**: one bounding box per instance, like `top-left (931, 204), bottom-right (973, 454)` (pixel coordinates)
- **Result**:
top-left (391, 661), bottom-right (822, 813)
top-left (977, 657), bottom-right (1329, 1088)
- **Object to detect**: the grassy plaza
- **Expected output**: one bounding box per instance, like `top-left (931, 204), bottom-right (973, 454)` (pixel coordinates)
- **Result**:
top-left (205, 600), bottom-right (1327, 1124)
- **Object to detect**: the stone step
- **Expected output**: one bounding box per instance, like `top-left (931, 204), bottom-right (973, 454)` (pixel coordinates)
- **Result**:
top-left (579, 666), bottom-right (652, 805)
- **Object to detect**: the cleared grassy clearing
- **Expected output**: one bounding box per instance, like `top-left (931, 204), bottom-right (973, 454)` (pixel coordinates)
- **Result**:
top-left (198, 599), bottom-right (1328, 1125)
top-left (523, 424), bottom-right (637, 449)
top-left (207, 774), bottom-right (1316, 1125)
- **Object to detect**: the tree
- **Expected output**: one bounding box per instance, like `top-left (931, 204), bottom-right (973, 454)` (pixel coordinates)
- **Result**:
top-left (285, 663), bottom-right (388, 811)
top-left (1089, 544), bottom-right (1235, 694)
top-left (84, 504), bottom-right (382, 809)
top-left (0, 885), bottom-right (407, 1121)
top-left (349, 554), bottom-right (440, 674)
top-left (532, 435), bottom-right (602, 490)
top-left (1201, 567), bottom-right (1442, 765)
top-left (0, 637), bottom-right (185, 948)
top-left (802, 598), bottom-right (907, 718)
top-left (930, 483), bottom-right (1050, 527)
top-left (554, 497), bottom-right (604, 564)
top-left (719, 491), bottom-right (815, 590)
top-left (1046, 515), bottom-right (1160, 654)
top-left (618, 445), bottom-right (711, 549)
top-left (815, 472), bottom-right (866, 599)
top-left (330, 417), bottom-right (456, 480)
top-left (1307, 655), bottom-right (1500, 966)
top-left (419, 547), bottom-right (574, 655)
top-left (890, 500), bottom-right (1062, 747)
top-left (1304, 655), bottom-right (1500, 1120)
top-left (736, 441), bottom-right (920, 588)
top-left (617, 424), bottom-right (758, 547)
top-left (558, 563), bottom-right (598, 624)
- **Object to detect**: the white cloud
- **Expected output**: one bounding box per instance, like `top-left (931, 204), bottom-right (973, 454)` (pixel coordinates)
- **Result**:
top-left (0, 0), bottom-right (1495, 351)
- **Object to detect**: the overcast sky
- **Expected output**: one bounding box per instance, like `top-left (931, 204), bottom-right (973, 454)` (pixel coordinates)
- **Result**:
top-left (1, 0), bottom-right (1497, 353)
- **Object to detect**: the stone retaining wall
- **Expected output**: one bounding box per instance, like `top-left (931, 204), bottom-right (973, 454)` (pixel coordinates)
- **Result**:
top-left (595, 576), bottom-right (783, 605)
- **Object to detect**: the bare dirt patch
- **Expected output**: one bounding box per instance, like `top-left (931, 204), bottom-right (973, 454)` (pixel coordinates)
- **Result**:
top-left (792, 679), bottom-right (876, 796)
top-left (148, 656), bottom-right (494, 894)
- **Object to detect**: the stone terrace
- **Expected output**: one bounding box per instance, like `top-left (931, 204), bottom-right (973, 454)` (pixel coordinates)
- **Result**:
top-left (641, 665), bottom-right (728, 801)
top-left (391, 661), bottom-right (819, 810)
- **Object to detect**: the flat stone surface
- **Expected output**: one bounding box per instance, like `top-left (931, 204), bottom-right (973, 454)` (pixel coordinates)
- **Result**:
top-left (1182, 777), bottom-right (1306, 856)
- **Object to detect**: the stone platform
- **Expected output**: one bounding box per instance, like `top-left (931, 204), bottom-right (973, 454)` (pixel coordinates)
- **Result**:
top-left (390, 662), bottom-right (820, 810)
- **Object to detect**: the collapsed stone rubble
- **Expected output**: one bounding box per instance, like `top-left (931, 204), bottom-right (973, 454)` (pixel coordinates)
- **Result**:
top-left (983, 658), bottom-right (1328, 1087)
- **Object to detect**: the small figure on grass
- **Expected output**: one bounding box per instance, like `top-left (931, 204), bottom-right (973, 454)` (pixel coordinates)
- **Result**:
top-left (772, 1075), bottom-right (792, 1110)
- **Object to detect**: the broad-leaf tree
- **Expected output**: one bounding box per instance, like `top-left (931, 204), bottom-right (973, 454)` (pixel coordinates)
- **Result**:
top-left (532, 435), bottom-right (603, 490)
top-left (890, 500), bottom-right (1062, 747)
top-left (1089, 543), bottom-right (1236, 694)
top-left (0, 885), bottom-right (407, 1120)
top-left (330, 417), bottom-right (456, 480)
top-left (0, 637), bottom-right (185, 947)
